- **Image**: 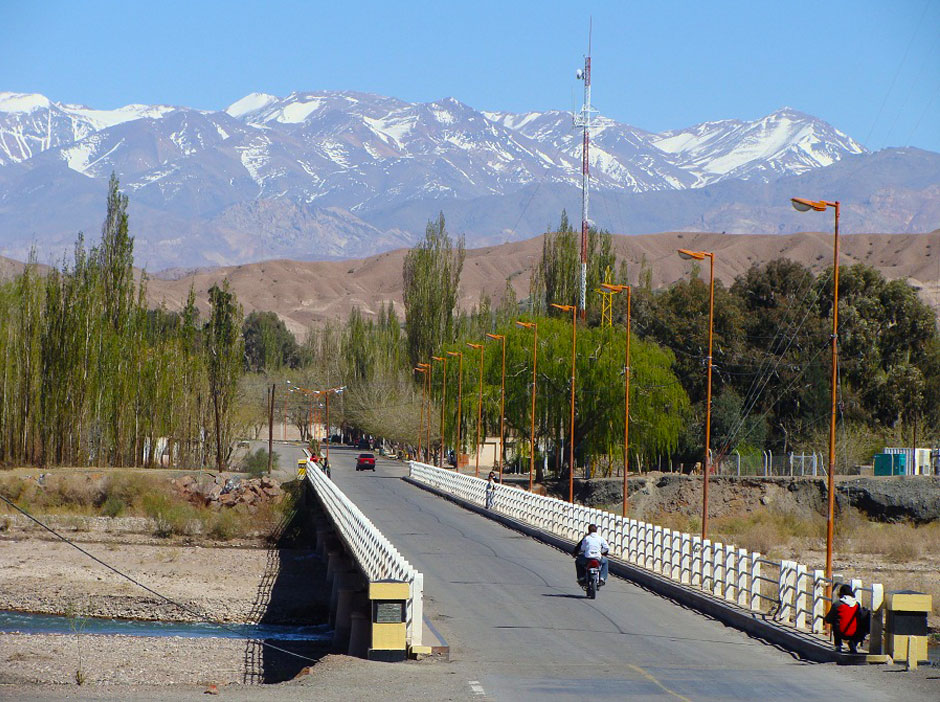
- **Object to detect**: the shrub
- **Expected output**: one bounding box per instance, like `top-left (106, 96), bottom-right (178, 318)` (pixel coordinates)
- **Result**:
top-left (207, 509), bottom-right (241, 541)
top-left (101, 494), bottom-right (126, 518)
top-left (142, 493), bottom-right (197, 537)
top-left (243, 448), bottom-right (278, 478)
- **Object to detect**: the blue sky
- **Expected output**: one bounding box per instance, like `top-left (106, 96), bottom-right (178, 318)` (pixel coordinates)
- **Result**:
top-left (2, 0), bottom-right (937, 152)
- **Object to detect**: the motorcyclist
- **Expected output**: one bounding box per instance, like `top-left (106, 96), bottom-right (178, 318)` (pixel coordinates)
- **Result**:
top-left (572, 524), bottom-right (609, 587)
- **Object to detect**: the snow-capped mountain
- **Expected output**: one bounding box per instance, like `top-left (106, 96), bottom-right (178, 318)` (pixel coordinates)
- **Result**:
top-left (0, 89), bottom-right (934, 270)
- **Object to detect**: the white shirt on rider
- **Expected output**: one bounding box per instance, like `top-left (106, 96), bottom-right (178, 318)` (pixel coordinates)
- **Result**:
top-left (579, 533), bottom-right (609, 559)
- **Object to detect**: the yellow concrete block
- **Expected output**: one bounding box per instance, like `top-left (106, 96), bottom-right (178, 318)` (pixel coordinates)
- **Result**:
top-left (886, 634), bottom-right (928, 663)
top-left (410, 645), bottom-right (433, 656)
top-left (369, 582), bottom-right (410, 600)
top-left (886, 592), bottom-right (932, 612)
top-left (372, 622), bottom-right (406, 650)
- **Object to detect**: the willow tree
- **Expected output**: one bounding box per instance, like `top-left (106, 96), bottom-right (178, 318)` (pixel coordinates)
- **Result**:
top-left (402, 213), bottom-right (465, 366)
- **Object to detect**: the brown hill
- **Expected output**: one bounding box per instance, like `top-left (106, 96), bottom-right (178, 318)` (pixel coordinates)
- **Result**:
top-left (144, 230), bottom-right (940, 337)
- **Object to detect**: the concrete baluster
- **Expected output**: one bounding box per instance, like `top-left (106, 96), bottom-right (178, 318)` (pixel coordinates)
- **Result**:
top-left (701, 539), bottom-right (712, 591)
top-left (680, 534), bottom-right (692, 584)
top-left (779, 560), bottom-right (796, 624)
top-left (750, 553), bottom-right (762, 612)
top-left (725, 546), bottom-right (737, 602)
top-left (663, 528), bottom-right (674, 576)
top-left (795, 564), bottom-right (808, 629)
top-left (870, 582), bottom-right (884, 655)
top-left (652, 526), bottom-right (663, 573)
top-left (690, 537), bottom-right (702, 587)
top-left (811, 569), bottom-right (826, 633)
top-left (712, 542), bottom-right (724, 597)
top-left (736, 548), bottom-right (748, 607)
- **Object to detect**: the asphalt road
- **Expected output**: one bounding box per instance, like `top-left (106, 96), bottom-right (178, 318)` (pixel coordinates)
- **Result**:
top-left (256, 443), bottom-right (937, 701)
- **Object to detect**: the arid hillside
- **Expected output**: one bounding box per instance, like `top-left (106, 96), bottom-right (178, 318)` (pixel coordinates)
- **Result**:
top-left (143, 230), bottom-right (940, 336)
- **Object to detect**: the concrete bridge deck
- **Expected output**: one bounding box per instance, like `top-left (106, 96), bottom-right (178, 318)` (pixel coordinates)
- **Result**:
top-left (288, 444), bottom-right (928, 701)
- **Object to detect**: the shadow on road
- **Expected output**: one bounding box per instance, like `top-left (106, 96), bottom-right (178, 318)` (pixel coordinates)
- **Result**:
top-left (243, 483), bottom-right (333, 684)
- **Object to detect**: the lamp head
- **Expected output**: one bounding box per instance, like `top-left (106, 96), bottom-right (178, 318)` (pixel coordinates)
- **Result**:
top-left (791, 197), bottom-right (828, 212)
top-left (432, 356), bottom-right (445, 362)
top-left (677, 248), bottom-right (707, 261)
top-left (550, 303), bottom-right (576, 312)
top-left (446, 350), bottom-right (462, 358)
top-left (485, 333), bottom-right (504, 341)
top-left (515, 320), bottom-right (535, 329)
top-left (467, 342), bottom-right (483, 350)
top-left (600, 283), bottom-right (627, 293)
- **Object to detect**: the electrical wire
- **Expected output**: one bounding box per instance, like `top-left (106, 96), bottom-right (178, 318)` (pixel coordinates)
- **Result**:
top-left (0, 493), bottom-right (321, 664)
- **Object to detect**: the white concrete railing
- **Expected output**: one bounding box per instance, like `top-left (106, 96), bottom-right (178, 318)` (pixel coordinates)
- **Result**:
top-left (307, 451), bottom-right (423, 646)
top-left (409, 461), bottom-right (882, 643)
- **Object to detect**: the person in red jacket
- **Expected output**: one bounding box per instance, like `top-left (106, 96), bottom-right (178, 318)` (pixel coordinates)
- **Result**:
top-left (824, 584), bottom-right (865, 653)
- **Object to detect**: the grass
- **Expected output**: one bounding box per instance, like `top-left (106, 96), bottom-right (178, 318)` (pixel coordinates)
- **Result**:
top-left (0, 469), bottom-right (294, 542)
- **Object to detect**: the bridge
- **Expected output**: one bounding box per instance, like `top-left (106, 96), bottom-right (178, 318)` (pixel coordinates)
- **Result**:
top-left (292, 444), bottom-right (926, 702)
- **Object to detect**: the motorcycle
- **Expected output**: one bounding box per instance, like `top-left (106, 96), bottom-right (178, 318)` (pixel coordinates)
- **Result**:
top-left (582, 558), bottom-right (602, 599)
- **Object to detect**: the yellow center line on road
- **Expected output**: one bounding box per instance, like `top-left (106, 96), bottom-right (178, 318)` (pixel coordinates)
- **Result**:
top-left (626, 663), bottom-right (695, 702)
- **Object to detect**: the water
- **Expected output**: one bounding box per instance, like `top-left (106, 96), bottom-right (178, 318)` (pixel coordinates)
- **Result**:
top-left (0, 610), bottom-right (331, 641)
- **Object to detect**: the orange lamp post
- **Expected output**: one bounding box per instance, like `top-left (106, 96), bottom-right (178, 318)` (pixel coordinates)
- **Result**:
top-left (321, 386), bottom-right (345, 464)
top-left (516, 321), bottom-right (538, 491)
top-left (791, 196), bottom-right (841, 590)
top-left (551, 303), bottom-right (578, 503)
top-left (417, 363), bottom-right (431, 461)
top-left (486, 333), bottom-right (507, 482)
top-left (447, 351), bottom-right (464, 470)
top-left (432, 356), bottom-right (447, 469)
top-left (467, 343), bottom-right (485, 477)
top-left (414, 366), bottom-right (428, 461)
top-left (677, 249), bottom-right (715, 540)
top-left (602, 283), bottom-right (632, 517)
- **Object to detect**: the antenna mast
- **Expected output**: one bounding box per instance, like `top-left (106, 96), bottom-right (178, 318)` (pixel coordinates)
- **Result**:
top-left (573, 21), bottom-right (593, 319)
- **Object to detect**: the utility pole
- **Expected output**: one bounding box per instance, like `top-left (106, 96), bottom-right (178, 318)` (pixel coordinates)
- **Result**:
top-left (574, 21), bottom-right (593, 320)
top-left (267, 383), bottom-right (274, 475)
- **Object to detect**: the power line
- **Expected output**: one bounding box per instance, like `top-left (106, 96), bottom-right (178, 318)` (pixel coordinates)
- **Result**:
top-left (0, 493), bottom-right (320, 664)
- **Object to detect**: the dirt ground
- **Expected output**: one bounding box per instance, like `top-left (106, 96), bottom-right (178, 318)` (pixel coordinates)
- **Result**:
top-left (0, 516), bottom-right (273, 622)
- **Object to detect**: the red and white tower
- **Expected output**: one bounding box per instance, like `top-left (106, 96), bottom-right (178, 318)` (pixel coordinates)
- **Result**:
top-left (573, 27), bottom-right (593, 319)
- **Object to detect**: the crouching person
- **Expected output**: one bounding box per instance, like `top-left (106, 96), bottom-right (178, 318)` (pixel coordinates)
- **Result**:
top-left (825, 584), bottom-right (869, 653)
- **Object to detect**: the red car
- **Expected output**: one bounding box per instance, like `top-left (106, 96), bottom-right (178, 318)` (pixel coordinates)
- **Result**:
top-left (356, 453), bottom-right (376, 471)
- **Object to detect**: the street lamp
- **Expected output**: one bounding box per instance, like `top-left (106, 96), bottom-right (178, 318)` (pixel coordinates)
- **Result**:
top-left (287, 381), bottom-right (317, 446)
top-left (551, 303), bottom-right (578, 503)
top-left (516, 320), bottom-right (538, 491)
top-left (417, 362), bottom-right (431, 461)
top-left (791, 196), bottom-right (841, 592)
top-left (467, 343), bottom-right (485, 477)
top-left (320, 386), bottom-right (346, 464)
top-left (414, 366), bottom-right (429, 462)
top-left (602, 283), bottom-right (632, 517)
top-left (486, 333), bottom-right (507, 482)
top-left (447, 351), bottom-right (464, 470)
top-left (432, 356), bottom-right (447, 469)
top-left (677, 248), bottom-right (715, 540)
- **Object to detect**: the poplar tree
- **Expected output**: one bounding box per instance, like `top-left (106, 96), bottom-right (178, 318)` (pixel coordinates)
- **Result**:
top-left (402, 213), bottom-right (465, 366)
top-left (206, 282), bottom-right (244, 470)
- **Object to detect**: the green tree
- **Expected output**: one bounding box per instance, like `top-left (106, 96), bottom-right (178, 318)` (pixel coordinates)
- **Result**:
top-left (242, 310), bottom-right (298, 372)
top-left (402, 213), bottom-right (465, 366)
top-left (206, 282), bottom-right (244, 470)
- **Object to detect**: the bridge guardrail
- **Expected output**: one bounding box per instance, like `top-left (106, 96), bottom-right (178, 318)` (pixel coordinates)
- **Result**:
top-left (409, 461), bottom-right (882, 647)
top-left (306, 450), bottom-right (424, 647)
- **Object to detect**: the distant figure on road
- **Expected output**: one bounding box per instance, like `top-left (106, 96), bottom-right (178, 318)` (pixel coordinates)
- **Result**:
top-left (825, 584), bottom-right (869, 653)
top-left (572, 524), bottom-right (609, 587)
top-left (485, 471), bottom-right (497, 509)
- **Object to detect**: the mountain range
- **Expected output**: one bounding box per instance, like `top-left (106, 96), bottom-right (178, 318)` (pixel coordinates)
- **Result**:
top-left (0, 90), bottom-right (937, 271)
